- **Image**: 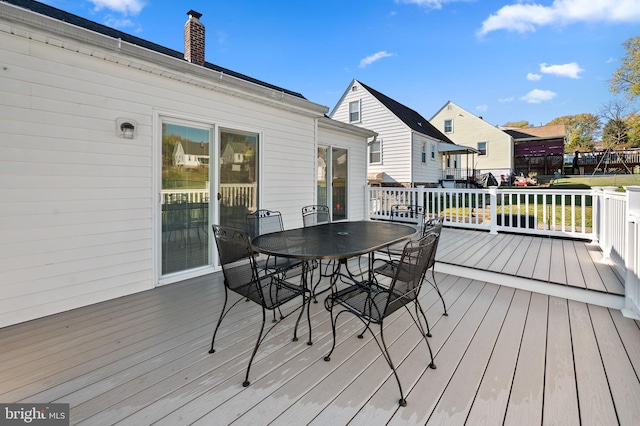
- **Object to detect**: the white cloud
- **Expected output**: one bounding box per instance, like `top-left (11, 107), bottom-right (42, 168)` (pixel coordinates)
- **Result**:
top-left (395, 0), bottom-right (460, 10)
top-left (104, 16), bottom-right (135, 29)
top-left (476, 105), bottom-right (488, 112)
top-left (478, 0), bottom-right (640, 36)
top-left (527, 73), bottom-right (542, 81)
top-left (499, 96), bottom-right (515, 103)
top-left (540, 62), bottom-right (584, 78)
top-left (88, 0), bottom-right (145, 15)
top-left (359, 51), bottom-right (395, 68)
top-left (521, 89), bottom-right (557, 104)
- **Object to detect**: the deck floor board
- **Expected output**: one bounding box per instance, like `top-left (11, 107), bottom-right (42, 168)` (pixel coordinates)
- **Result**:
top-left (0, 230), bottom-right (637, 425)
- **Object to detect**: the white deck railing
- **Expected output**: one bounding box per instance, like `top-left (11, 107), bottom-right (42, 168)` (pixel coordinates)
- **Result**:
top-left (368, 185), bottom-right (640, 319)
top-left (368, 186), bottom-right (595, 238)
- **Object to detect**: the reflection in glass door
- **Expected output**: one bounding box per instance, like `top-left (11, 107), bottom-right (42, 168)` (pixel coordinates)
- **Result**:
top-left (317, 147), bottom-right (328, 207)
top-left (332, 147), bottom-right (348, 221)
top-left (218, 129), bottom-right (259, 230)
top-left (317, 146), bottom-right (348, 221)
top-left (161, 122), bottom-right (211, 275)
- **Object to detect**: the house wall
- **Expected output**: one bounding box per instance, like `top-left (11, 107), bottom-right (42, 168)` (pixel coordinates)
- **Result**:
top-left (431, 102), bottom-right (513, 177)
top-left (331, 82), bottom-right (413, 185)
top-left (411, 133), bottom-right (442, 185)
top-left (0, 11), bottom-right (365, 327)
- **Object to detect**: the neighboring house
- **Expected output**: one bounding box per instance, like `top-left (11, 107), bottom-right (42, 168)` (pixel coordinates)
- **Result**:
top-left (430, 101), bottom-right (513, 181)
top-left (431, 101), bottom-right (566, 181)
top-left (330, 80), bottom-right (471, 187)
top-left (174, 141), bottom-right (210, 168)
top-left (0, 0), bottom-right (374, 327)
top-left (502, 125), bottom-right (566, 176)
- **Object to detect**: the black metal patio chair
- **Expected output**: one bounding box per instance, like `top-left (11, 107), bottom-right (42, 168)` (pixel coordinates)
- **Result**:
top-left (323, 233), bottom-right (438, 407)
top-left (209, 225), bottom-right (309, 387)
top-left (301, 205), bottom-right (330, 227)
top-left (245, 209), bottom-right (301, 275)
top-left (375, 215), bottom-right (448, 317)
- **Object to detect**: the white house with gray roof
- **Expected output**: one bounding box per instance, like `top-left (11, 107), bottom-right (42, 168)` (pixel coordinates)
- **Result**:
top-left (331, 80), bottom-right (474, 187)
top-left (0, 0), bottom-right (375, 327)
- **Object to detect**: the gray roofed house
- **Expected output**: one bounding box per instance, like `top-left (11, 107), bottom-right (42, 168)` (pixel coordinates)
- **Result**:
top-left (330, 80), bottom-right (473, 187)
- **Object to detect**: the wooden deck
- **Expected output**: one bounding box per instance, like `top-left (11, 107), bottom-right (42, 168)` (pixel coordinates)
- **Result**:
top-left (1, 231), bottom-right (639, 425)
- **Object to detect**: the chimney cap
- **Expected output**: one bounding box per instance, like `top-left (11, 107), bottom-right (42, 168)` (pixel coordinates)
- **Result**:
top-left (187, 10), bottom-right (202, 19)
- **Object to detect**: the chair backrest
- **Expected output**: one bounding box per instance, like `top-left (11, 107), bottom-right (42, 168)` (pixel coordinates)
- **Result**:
top-left (302, 205), bottom-right (330, 227)
top-left (385, 233), bottom-right (439, 313)
top-left (390, 204), bottom-right (424, 224)
top-left (245, 209), bottom-right (284, 239)
top-left (421, 215), bottom-right (444, 238)
top-left (212, 225), bottom-right (260, 296)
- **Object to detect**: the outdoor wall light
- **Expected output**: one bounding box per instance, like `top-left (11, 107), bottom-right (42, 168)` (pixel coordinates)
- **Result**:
top-left (117, 118), bottom-right (137, 139)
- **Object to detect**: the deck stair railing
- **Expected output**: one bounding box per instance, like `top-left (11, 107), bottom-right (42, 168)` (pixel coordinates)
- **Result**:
top-left (368, 185), bottom-right (640, 319)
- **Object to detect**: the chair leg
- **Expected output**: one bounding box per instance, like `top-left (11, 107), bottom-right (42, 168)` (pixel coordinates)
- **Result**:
top-left (414, 300), bottom-right (432, 338)
top-left (323, 297), bottom-right (338, 361)
top-left (243, 307), bottom-right (268, 387)
top-left (404, 305), bottom-right (437, 371)
top-left (378, 321), bottom-right (407, 407)
top-left (431, 269), bottom-right (448, 316)
top-left (209, 289), bottom-right (229, 354)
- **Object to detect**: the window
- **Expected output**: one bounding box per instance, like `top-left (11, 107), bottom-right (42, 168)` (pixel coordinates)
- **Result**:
top-left (431, 144), bottom-right (436, 160)
top-left (349, 101), bottom-right (360, 122)
top-left (478, 141), bottom-right (487, 156)
top-left (421, 144), bottom-right (426, 163)
top-left (369, 140), bottom-right (381, 163)
top-left (444, 119), bottom-right (453, 133)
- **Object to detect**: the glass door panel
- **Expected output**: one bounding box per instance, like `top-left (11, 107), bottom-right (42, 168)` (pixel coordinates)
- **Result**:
top-left (219, 129), bottom-right (258, 230)
top-left (161, 122), bottom-right (211, 275)
top-left (317, 147), bottom-right (328, 207)
top-left (332, 147), bottom-right (348, 221)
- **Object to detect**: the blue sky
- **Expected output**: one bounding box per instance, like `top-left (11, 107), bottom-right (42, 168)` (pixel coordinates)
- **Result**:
top-left (40, 0), bottom-right (640, 127)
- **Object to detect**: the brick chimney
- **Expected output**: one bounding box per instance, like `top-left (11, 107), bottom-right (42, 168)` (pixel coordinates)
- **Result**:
top-left (184, 10), bottom-right (205, 66)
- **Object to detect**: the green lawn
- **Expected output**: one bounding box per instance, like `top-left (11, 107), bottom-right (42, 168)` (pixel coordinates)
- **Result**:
top-left (549, 175), bottom-right (640, 191)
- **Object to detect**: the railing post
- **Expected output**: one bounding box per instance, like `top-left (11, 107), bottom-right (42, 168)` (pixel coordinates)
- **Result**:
top-left (622, 187), bottom-right (640, 319)
top-left (600, 187), bottom-right (617, 259)
top-left (591, 188), bottom-right (601, 244)
top-left (417, 186), bottom-right (425, 218)
top-left (489, 186), bottom-right (498, 235)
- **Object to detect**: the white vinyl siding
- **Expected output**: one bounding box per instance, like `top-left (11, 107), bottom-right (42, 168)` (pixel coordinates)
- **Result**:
top-left (0, 14), bottom-right (370, 327)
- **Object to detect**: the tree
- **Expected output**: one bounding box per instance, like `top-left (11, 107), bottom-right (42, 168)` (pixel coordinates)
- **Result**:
top-left (609, 36), bottom-right (640, 100)
top-left (599, 98), bottom-right (637, 149)
top-left (503, 120), bottom-right (530, 128)
top-left (628, 113), bottom-right (640, 147)
top-left (602, 119), bottom-right (629, 149)
top-left (546, 114), bottom-right (600, 152)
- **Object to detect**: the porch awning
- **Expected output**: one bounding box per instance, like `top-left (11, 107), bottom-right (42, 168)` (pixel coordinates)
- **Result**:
top-left (367, 172), bottom-right (385, 182)
top-left (438, 142), bottom-right (479, 154)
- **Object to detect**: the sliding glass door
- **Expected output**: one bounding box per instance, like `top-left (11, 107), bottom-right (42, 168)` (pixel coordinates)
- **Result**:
top-left (161, 122), bottom-right (211, 275)
top-left (218, 129), bottom-right (259, 230)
